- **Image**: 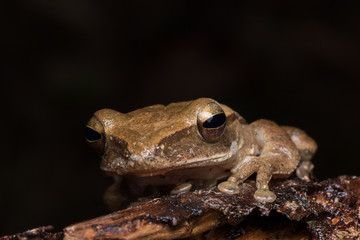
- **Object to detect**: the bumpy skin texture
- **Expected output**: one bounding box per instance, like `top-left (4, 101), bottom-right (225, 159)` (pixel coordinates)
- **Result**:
top-left (85, 98), bottom-right (317, 209)
top-left (218, 120), bottom-right (317, 202)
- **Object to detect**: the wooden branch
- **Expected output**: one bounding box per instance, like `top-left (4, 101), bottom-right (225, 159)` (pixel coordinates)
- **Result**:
top-left (63, 176), bottom-right (360, 240)
top-left (2, 176), bottom-right (359, 240)
top-left (0, 226), bottom-right (63, 240)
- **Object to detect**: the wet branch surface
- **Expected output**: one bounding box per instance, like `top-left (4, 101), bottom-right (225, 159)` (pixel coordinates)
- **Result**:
top-left (2, 176), bottom-right (360, 240)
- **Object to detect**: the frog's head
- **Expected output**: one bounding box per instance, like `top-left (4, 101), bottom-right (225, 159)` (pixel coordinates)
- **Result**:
top-left (85, 98), bottom-right (245, 177)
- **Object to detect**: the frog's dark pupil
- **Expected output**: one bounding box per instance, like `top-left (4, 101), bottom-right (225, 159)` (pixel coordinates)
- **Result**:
top-left (85, 127), bottom-right (102, 141)
top-left (203, 113), bottom-right (226, 129)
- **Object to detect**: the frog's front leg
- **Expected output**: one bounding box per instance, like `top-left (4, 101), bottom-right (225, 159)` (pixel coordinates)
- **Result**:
top-left (218, 119), bottom-right (300, 203)
top-left (104, 176), bottom-right (131, 211)
top-left (218, 156), bottom-right (278, 202)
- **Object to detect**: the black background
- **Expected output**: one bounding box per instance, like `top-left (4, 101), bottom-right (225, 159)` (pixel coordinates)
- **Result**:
top-left (1, 1), bottom-right (359, 235)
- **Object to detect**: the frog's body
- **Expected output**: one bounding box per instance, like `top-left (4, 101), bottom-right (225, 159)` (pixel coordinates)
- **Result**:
top-left (86, 98), bottom-right (317, 209)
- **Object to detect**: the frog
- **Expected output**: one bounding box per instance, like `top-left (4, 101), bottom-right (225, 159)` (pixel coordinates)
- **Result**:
top-left (85, 98), bottom-right (317, 210)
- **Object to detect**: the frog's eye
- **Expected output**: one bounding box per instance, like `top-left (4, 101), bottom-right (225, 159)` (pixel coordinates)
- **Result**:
top-left (197, 102), bottom-right (227, 142)
top-left (85, 117), bottom-right (105, 154)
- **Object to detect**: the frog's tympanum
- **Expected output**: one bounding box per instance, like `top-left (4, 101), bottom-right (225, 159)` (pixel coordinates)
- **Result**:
top-left (85, 98), bottom-right (317, 209)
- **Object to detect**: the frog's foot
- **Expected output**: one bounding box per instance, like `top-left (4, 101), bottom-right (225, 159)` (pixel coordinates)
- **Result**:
top-left (253, 164), bottom-right (276, 203)
top-left (217, 177), bottom-right (240, 194)
top-left (217, 157), bottom-right (261, 195)
top-left (296, 160), bottom-right (314, 181)
top-left (170, 182), bottom-right (192, 195)
top-left (254, 188), bottom-right (276, 203)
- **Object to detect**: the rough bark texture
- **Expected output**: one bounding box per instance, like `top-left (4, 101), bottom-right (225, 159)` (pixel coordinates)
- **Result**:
top-left (2, 176), bottom-right (360, 240)
top-left (0, 226), bottom-right (63, 240)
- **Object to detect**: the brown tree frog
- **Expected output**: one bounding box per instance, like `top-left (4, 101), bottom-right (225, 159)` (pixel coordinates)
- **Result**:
top-left (85, 98), bottom-right (317, 209)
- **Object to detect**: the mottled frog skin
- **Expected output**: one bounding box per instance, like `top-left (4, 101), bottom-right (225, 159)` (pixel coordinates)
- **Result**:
top-left (85, 98), bottom-right (317, 209)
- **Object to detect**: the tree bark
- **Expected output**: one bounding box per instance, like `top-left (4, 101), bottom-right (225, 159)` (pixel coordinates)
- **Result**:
top-left (2, 176), bottom-right (360, 240)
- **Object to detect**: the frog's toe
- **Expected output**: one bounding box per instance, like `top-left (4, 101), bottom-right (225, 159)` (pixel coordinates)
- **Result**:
top-left (296, 161), bottom-right (314, 181)
top-left (254, 189), bottom-right (276, 203)
top-left (218, 181), bottom-right (240, 194)
top-left (170, 183), bottom-right (192, 195)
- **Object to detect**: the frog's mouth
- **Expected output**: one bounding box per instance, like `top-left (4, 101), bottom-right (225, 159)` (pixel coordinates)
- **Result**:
top-left (101, 152), bottom-right (235, 177)
top-left (173, 153), bottom-right (232, 166)
top-left (101, 139), bottom-right (241, 177)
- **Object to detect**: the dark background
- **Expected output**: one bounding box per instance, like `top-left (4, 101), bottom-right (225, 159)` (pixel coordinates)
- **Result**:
top-left (1, 0), bottom-right (359, 235)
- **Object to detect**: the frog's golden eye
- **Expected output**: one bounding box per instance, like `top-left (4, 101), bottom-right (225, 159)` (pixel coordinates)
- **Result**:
top-left (85, 127), bottom-right (102, 141)
top-left (197, 102), bottom-right (226, 142)
top-left (85, 117), bottom-right (105, 154)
